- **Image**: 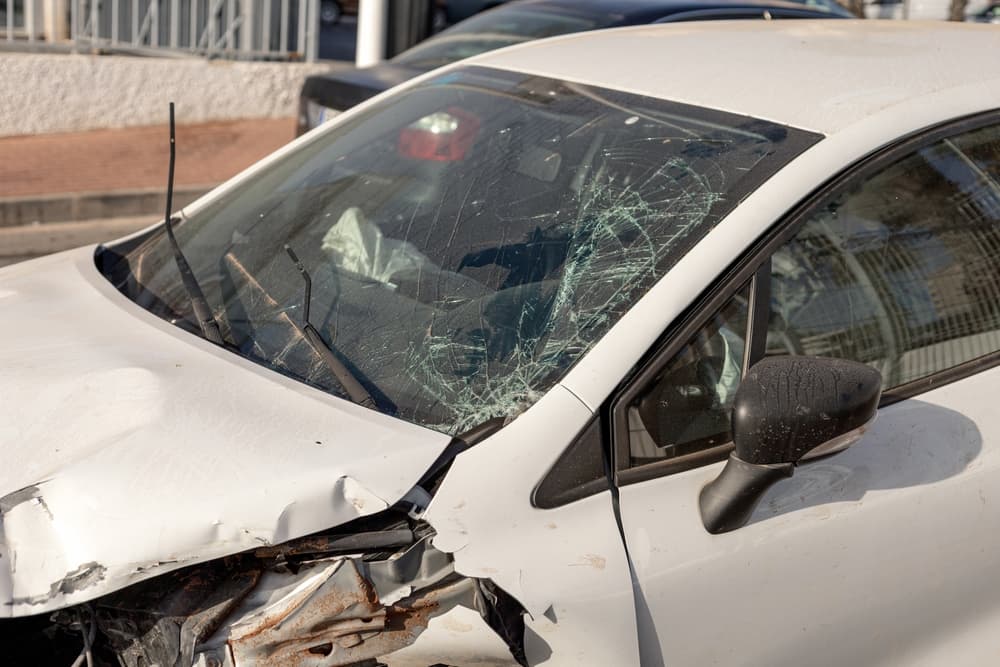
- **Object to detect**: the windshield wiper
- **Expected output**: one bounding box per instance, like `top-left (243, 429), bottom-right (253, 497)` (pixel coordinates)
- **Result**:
top-left (162, 102), bottom-right (225, 345)
top-left (284, 244), bottom-right (392, 413)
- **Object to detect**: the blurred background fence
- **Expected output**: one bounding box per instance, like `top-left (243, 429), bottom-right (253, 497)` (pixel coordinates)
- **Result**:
top-left (3, 0), bottom-right (320, 60)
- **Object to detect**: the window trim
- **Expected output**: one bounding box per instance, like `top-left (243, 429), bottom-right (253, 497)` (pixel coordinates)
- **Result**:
top-left (612, 108), bottom-right (1000, 488)
top-left (612, 276), bottom-right (757, 484)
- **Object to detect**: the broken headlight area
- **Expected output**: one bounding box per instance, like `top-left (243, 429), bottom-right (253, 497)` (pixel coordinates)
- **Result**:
top-left (3, 512), bottom-right (527, 667)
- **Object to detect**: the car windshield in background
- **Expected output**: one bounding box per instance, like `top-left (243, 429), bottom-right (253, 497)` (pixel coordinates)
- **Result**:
top-left (392, 8), bottom-right (603, 69)
top-left (101, 66), bottom-right (818, 436)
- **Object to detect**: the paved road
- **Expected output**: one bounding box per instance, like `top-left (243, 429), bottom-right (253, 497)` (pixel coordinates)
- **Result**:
top-left (0, 118), bottom-right (299, 266)
top-left (1, 17), bottom-right (360, 267)
top-left (0, 118), bottom-right (297, 199)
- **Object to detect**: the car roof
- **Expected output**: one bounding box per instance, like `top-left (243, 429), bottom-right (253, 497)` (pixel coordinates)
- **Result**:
top-left (468, 20), bottom-right (1000, 135)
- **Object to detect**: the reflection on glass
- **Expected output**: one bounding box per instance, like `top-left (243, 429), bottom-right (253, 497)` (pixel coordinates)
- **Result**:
top-left (629, 285), bottom-right (750, 466)
top-left (103, 67), bottom-right (808, 435)
top-left (769, 125), bottom-right (1000, 388)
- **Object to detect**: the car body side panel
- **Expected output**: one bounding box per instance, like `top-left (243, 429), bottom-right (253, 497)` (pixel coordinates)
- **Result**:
top-left (615, 368), bottom-right (1000, 665)
top-left (425, 385), bottom-right (641, 666)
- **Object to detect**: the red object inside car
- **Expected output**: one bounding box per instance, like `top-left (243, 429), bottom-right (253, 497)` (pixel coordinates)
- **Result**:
top-left (398, 107), bottom-right (481, 161)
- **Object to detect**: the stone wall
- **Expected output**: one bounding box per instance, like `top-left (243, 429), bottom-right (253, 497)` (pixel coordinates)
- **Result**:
top-left (0, 52), bottom-right (334, 137)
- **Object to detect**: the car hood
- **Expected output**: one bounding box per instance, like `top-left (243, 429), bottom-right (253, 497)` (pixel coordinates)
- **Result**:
top-left (301, 63), bottom-right (424, 111)
top-left (0, 247), bottom-right (451, 617)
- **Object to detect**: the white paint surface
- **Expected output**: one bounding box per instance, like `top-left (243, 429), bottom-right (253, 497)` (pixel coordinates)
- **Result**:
top-left (426, 386), bottom-right (641, 666)
top-left (2, 20), bottom-right (1000, 664)
top-left (473, 20), bottom-right (1000, 135)
top-left (0, 53), bottom-right (331, 137)
top-left (0, 247), bottom-right (450, 616)
top-left (385, 606), bottom-right (519, 666)
top-left (617, 369), bottom-right (1000, 665)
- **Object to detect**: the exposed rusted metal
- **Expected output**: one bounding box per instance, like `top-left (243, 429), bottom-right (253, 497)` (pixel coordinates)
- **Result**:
top-left (253, 529), bottom-right (414, 559)
top-left (22, 515), bottom-right (522, 667)
top-left (224, 559), bottom-right (478, 666)
top-left (95, 556), bottom-right (263, 667)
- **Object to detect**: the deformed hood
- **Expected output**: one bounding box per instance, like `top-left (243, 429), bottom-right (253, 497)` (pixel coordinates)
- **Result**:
top-left (0, 248), bottom-right (451, 617)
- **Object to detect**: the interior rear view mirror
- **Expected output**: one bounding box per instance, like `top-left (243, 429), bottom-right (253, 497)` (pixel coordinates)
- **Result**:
top-left (699, 356), bottom-right (882, 534)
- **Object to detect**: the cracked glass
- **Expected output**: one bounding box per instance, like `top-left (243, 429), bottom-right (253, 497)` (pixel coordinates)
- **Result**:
top-left (103, 66), bottom-right (815, 436)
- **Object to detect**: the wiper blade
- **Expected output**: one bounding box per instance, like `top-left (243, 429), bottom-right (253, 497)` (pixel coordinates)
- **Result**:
top-left (284, 244), bottom-right (392, 412)
top-left (162, 102), bottom-right (224, 345)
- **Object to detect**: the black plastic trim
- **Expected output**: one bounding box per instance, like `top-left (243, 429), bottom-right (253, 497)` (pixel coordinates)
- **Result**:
top-left (532, 416), bottom-right (611, 509)
top-left (417, 417), bottom-right (505, 494)
top-left (745, 260), bottom-right (771, 375)
top-left (699, 455), bottom-right (794, 534)
top-left (612, 107), bottom-right (1000, 488)
top-left (880, 347), bottom-right (1000, 407)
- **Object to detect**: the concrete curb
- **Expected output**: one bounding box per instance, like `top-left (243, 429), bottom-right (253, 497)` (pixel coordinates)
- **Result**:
top-left (0, 185), bottom-right (211, 227)
top-left (0, 215), bottom-right (159, 267)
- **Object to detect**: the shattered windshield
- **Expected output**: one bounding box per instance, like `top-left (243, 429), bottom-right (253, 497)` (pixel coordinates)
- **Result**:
top-left (101, 67), bottom-right (817, 436)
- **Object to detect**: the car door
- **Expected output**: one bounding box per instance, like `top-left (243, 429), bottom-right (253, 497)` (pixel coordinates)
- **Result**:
top-left (613, 116), bottom-right (1000, 666)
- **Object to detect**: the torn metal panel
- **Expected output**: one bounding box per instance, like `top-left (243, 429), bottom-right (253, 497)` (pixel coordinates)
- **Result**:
top-left (424, 385), bottom-right (642, 665)
top-left (0, 484), bottom-right (44, 514)
top-left (383, 605), bottom-right (521, 667)
top-left (0, 248), bottom-right (452, 617)
top-left (211, 534), bottom-right (486, 666)
top-left (224, 568), bottom-right (477, 666)
top-left (53, 518), bottom-right (528, 667)
top-left (95, 555), bottom-right (264, 667)
top-left (225, 559), bottom-right (388, 666)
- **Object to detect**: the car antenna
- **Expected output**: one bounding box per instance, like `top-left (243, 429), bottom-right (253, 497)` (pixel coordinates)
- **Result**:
top-left (283, 243), bottom-right (380, 410)
top-left (162, 102), bottom-right (224, 345)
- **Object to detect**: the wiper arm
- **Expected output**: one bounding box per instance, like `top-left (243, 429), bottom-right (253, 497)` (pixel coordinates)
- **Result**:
top-left (284, 244), bottom-right (391, 412)
top-left (162, 102), bottom-right (224, 345)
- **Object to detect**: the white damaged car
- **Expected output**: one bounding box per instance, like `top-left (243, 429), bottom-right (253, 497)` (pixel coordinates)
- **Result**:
top-left (3, 20), bottom-right (1000, 667)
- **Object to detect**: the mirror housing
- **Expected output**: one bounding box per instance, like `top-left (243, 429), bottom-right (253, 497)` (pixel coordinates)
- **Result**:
top-left (699, 356), bottom-right (882, 534)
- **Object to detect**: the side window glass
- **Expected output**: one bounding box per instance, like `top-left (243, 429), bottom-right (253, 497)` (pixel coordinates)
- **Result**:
top-left (768, 124), bottom-right (1000, 388)
top-left (627, 284), bottom-right (750, 467)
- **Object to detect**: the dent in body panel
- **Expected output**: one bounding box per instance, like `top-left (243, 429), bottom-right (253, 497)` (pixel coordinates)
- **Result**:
top-left (70, 526), bottom-right (525, 667)
top-left (0, 474), bottom-right (391, 617)
top-left (423, 387), bottom-right (643, 666)
top-left (0, 471), bottom-right (527, 666)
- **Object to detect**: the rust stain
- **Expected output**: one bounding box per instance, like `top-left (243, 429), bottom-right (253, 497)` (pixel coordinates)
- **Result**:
top-left (441, 616), bottom-right (475, 633)
top-left (571, 554), bottom-right (606, 570)
top-left (227, 562), bottom-right (456, 667)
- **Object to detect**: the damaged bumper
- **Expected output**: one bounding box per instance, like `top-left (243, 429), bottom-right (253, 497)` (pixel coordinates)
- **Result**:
top-left (3, 513), bottom-right (524, 667)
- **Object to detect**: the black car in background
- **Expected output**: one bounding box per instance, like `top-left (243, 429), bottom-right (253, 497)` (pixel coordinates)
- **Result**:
top-left (299, 0), bottom-right (852, 135)
top-left (444, 0), bottom-right (513, 23)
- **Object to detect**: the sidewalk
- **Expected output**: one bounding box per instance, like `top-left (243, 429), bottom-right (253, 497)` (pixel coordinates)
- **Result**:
top-left (0, 117), bottom-right (297, 266)
top-left (0, 117), bottom-right (297, 198)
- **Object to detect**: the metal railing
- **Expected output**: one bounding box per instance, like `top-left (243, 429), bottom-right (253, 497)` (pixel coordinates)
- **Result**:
top-left (68, 0), bottom-right (319, 60)
top-left (3, 0), bottom-right (42, 41)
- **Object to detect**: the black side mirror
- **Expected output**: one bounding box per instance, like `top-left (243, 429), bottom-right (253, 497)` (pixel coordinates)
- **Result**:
top-left (699, 356), bottom-right (882, 534)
